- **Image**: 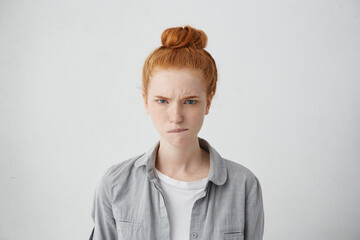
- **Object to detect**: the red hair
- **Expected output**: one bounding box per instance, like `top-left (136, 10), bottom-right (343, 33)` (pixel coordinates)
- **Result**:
top-left (142, 26), bottom-right (218, 101)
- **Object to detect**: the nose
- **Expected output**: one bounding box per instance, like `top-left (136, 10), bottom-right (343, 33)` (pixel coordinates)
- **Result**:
top-left (168, 103), bottom-right (184, 123)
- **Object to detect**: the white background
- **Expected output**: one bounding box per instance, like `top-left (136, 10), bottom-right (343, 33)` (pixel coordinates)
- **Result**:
top-left (1, 0), bottom-right (359, 239)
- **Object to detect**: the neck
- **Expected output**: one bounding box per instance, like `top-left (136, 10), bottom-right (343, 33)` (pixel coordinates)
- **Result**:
top-left (155, 137), bottom-right (210, 181)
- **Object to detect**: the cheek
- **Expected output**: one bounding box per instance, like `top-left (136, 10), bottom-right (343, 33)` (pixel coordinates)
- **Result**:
top-left (188, 109), bottom-right (206, 123)
top-left (150, 108), bottom-right (166, 123)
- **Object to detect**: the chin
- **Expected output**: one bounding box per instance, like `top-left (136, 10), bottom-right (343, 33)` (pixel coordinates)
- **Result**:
top-left (161, 132), bottom-right (198, 147)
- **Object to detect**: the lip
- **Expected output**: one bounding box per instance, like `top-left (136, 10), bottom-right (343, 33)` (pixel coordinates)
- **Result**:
top-left (167, 128), bottom-right (188, 133)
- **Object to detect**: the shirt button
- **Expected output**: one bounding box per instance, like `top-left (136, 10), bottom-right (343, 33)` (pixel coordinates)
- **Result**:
top-left (191, 232), bottom-right (198, 238)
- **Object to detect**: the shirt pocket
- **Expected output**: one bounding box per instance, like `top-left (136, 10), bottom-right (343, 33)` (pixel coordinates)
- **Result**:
top-left (223, 231), bottom-right (244, 240)
top-left (115, 218), bottom-right (144, 239)
top-left (113, 205), bottom-right (145, 239)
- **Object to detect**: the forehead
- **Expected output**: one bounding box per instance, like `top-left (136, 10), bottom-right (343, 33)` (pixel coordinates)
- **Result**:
top-left (148, 68), bottom-right (206, 94)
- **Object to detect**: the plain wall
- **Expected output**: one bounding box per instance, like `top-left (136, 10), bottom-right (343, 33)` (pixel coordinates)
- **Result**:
top-left (0, 0), bottom-right (359, 239)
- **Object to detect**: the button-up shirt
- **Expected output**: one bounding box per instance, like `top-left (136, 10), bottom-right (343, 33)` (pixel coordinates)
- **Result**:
top-left (90, 137), bottom-right (264, 240)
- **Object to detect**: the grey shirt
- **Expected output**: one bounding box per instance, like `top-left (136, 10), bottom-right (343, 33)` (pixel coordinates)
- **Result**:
top-left (91, 137), bottom-right (264, 240)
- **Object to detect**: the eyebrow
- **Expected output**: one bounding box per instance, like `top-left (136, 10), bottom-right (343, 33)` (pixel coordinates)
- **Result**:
top-left (154, 95), bottom-right (200, 100)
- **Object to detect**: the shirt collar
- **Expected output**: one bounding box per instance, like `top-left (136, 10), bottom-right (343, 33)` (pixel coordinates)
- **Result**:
top-left (134, 137), bottom-right (227, 186)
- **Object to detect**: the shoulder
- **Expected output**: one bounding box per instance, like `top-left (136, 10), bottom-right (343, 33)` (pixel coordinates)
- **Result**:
top-left (223, 158), bottom-right (262, 194)
top-left (224, 158), bottom-right (258, 179)
top-left (96, 153), bottom-right (146, 192)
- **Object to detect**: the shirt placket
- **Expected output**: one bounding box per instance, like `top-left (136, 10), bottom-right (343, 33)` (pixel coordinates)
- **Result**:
top-left (188, 181), bottom-right (211, 240)
top-left (149, 170), bottom-right (171, 239)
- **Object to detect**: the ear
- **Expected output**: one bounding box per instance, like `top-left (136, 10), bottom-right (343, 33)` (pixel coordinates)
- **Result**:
top-left (205, 94), bottom-right (213, 115)
top-left (142, 92), bottom-right (150, 114)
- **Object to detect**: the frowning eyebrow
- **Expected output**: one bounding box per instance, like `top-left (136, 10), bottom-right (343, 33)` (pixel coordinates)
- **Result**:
top-left (154, 95), bottom-right (200, 100)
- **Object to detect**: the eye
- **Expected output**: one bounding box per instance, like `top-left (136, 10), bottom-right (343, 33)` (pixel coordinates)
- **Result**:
top-left (156, 99), bottom-right (168, 104)
top-left (185, 100), bottom-right (197, 104)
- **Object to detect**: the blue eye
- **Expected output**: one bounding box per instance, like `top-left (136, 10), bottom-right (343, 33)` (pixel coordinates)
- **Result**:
top-left (185, 100), bottom-right (196, 104)
top-left (156, 99), bottom-right (168, 104)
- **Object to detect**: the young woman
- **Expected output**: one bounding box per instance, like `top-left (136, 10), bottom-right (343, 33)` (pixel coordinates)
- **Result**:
top-left (90, 26), bottom-right (264, 240)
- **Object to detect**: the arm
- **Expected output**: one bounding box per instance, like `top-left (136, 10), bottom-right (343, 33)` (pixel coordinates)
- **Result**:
top-left (90, 168), bottom-right (118, 240)
top-left (245, 176), bottom-right (264, 240)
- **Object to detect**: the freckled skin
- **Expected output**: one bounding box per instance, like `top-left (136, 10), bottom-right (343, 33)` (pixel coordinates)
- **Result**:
top-left (143, 68), bottom-right (212, 148)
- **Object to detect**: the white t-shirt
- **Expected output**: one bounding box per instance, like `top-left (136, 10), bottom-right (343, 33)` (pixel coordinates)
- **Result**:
top-left (155, 168), bottom-right (208, 240)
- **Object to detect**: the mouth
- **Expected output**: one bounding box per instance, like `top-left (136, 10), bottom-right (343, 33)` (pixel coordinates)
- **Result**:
top-left (167, 128), bottom-right (188, 133)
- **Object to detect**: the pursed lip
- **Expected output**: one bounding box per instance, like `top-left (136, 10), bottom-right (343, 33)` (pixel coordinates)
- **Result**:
top-left (167, 128), bottom-right (188, 133)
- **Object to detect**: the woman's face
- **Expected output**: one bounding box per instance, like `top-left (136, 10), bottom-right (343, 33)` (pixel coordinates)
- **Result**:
top-left (143, 68), bottom-right (212, 147)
